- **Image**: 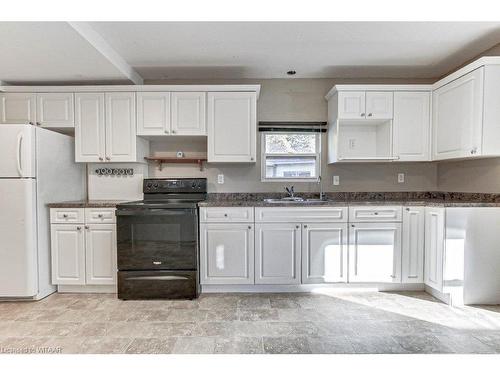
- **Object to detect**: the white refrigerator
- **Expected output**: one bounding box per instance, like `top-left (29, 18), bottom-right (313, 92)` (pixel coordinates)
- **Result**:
top-left (0, 124), bottom-right (85, 300)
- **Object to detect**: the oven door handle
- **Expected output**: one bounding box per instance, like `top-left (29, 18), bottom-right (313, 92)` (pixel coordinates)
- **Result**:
top-left (124, 275), bottom-right (190, 281)
top-left (116, 209), bottom-right (195, 216)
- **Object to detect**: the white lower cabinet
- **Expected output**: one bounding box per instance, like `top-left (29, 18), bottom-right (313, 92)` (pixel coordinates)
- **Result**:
top-left (402, 206), bottom-right (425, 283)
top-left (424, 207), bottom-right (445, 291)
top-left (348, 222), bottom-right (402, 283)
top-left (200, 223), bottom-right (254, 284)
top-left (301, 223), bottom-right (348, 283)
top-left (255, 223), bottom-right (301, 284)
top-left (51, 224), bottom-right (86, 285)
top-left (85, 224), bottom-right (117, 285)
top-left (50, 208), bottom-right (116, 287)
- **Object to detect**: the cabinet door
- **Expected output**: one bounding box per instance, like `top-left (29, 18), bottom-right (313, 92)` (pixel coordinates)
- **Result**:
top-left (393, 92), bottom-right (430, 161)
top-left (365, 92), bottom-right (393, 119)
top-left (75, 93), bottom-right (105, 163)
top-left (402, 206), bottom-right (425, 283)
top-left (337, 91), bottom-right (366, 119)
top-left (85, 224), bottom-right (117, 285)
top-left (207, 92), bottom-right (257, 162)
top-left (255, 223), bottom-right (301, 284)
top-left (302, 223), bottom-right (348, 284)
top-left (105, 92), bottom-right (137, 162)
top-left (137, 92), bottom-right (171, 135)
top-left (424, 207), bottom-right (444, 291)
top-left (200, 224), bottom-right (254, 284)
top-left (171, 92), bottom-right (206, 135)
top-left (432, 68), bottom-right (484, 160)
top-left (348, 222), bottom-right (402, 283)
top-left (36, 93), bottom-right (74, 128)
top-left (0, 93), bottom-right (36, 124)
top-left (51, 224), bottom-right (85, 285)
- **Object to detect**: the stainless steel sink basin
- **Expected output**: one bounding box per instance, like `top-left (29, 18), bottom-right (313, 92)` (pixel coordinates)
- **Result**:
top-left (263, 197), bottom-right (327, 204)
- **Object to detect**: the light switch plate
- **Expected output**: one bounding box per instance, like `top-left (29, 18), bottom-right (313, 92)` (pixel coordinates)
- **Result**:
top-left (398, 173), bottom-right (405, 183)
top-left (217, 174), bottom-right (224, 184)
top-left (333, 175), bottom-right (340, 186)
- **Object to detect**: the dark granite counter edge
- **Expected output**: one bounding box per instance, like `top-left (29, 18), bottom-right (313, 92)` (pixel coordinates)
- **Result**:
top-left (47, 200), bottom-right (124, 208)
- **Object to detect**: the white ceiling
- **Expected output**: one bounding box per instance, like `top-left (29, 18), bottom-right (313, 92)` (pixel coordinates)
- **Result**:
top-left (1, 22), bottom-right (500, 84)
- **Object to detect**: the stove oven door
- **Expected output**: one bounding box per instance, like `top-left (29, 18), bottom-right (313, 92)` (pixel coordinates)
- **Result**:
top-left (116, 207), bottom-right (198, 271)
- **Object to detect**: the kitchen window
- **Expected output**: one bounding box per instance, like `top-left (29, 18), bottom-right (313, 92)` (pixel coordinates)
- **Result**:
top-left (261, 132), bottom-right (320, 181)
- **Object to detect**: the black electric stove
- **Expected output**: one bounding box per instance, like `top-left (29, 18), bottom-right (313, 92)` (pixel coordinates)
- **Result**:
top-left (116, 178), bottom-right (207, 300)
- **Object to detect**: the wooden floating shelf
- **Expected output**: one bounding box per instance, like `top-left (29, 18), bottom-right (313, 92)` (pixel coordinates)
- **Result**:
top-left (144, 157), bottom-right (207, 171)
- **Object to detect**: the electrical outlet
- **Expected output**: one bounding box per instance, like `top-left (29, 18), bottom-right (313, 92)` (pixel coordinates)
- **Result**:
top-left (398, 173), bottom-right (405, 183)
top-left (333, 175), bottom-right (340, 186)
top-left (217, 174), bottom-right (224, 184)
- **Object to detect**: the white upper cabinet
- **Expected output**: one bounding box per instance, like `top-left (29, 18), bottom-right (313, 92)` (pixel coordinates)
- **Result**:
top-left (36, 93), bottom-right (74, 128)
top-left (75, 93), bottom-right (105, 163)
top-left (301, 223), bottom-right (348, 284)
top-left (0, 93), bottom-right (36, 124)
top-left (338, 91), bottom-right (366, 119)
top-left (365, 92), bottom-right (393, 119)
top-left (105, 92), bottom-right (137, 162)
top-left (393, 92), bottom-right (431, 161)
top-left (208, 92), bottom-right (257, 163)
top-left (136, 92), bottom-right (171, 135)
top-left (255, 223), bottom-right (301, 284)
top-left (402, 206), bottom-right (425, 283)
top-left (171, 92), bottom-right (206, 135)
top-left (432, 68), bottom-right (484, 160)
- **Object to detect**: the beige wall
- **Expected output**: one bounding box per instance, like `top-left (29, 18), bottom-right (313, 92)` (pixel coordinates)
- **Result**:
top-left (147, 78), bottom-right (438, 193)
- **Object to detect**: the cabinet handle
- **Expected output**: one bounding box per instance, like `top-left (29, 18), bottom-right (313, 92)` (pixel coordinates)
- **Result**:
top-left (152, 261), bottom-right (162, 265)
top-left (360, 113), bottom-right (365, 117)
top-left (99, 157), bottom-right (104, 161)
top-left (224, 213), bottom-right (228, 217)
top-left (172, 130), bottom-right (176, 134)
top-left (105, 156), bottom-right (111, 161)
top-left (303, 224), bottom-right (308, 228)
top-left (367, 113), bottom-right (373, 117)
top-left (36, 122), bottom-right (41, 126)
top-left (390, 275), bottom-right (396, 278)
top-left (164, 130), bottom-right (169, 134)
top-left (351, 224), bottom-right (355, 228)
top-left (250, 157), bottom-right (254, 161)
top-left (28, 122), bottom-right (34, 125)
top-left (97, 214), bottom-right (103, 218)
top-left (62, 214), bottom-right (68, 218)
top-left (407, 275), bottom-right (418, 279)
top-left (374, 212), bottom-right (379, 215)
top-left (84, 225), bottom-right (89, 230)
top-left (76, 226), bottom-right (82, 231)
top-left (248, 226), bottom-right (252, 230)
top-left (406, 207), bottom-right (410, 211)
top-left (295, 225), bottom-right (300, 229)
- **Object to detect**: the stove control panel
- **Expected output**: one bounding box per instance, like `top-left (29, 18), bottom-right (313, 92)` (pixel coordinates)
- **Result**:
top-left (143, 178), bottom-right (207, 194)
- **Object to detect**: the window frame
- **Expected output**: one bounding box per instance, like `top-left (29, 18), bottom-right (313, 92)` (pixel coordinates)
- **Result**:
top-left (260, 131), bottom-right (321, 182)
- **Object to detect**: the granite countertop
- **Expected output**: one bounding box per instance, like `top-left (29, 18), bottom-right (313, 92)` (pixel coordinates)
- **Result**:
top-left (47, 200), bottom-right (125, 208)
top-left (198, 192), bottom-right (500, 208)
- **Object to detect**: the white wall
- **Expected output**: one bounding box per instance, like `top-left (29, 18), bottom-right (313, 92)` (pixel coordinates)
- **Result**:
top-left (87, 163), bottom-right (147, 201)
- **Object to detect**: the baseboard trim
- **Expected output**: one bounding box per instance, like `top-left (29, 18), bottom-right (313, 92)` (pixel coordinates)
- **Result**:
top-left (57, 285), bottom-right (117, 293)
top-left (201, 283), bottom-right (425, 293)
top-left (425, 285), bottom-right (452, 305)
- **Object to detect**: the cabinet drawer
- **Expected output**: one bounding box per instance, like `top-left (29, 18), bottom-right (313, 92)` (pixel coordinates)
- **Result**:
top-left (200, 207), bottom-right (254, 223)
top-left (349, 206), bottom-right (402, 222)
top-left (50, 208), bottom-right (84, 224)
top-left (85, 208), bottom-right (116, 224)
top-left (255, 207), bottom-right (347, 223)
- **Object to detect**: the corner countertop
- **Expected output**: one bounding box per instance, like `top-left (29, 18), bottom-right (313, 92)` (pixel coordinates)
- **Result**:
top-left (47, 200), bottom-right (125, 208)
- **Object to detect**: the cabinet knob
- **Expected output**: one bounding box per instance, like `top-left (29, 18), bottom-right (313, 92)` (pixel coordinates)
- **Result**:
top-left (62, 214), bottom-right (68, 218)
top-left (164, 130), bottom-right (169, 134)
top-left (250, 157), bottom-right (254, 161)
top-left (97, 214), bottom-right (103, 218)
top-left (295, 225), bottom-right (300, 229)
top-left (28, 122), bottom-right (34, 125)
top-left (99, 157), bottom-right (103, 161)
top-left (390, 275), bottom-right (396, 278)
top-left (367, 113), bottom-right (373, 117)
top-left (351, 224), bottom-right (355, 228)
top-left (374, 212), bottom-right (379, 215)
top-left (360, 113), bottom-right (365, 117)
top-left (105, 156), bottom-right (111, 161)
top-left (76, 226), bottom-right (82, 230)
top-left (152, 261), bottom-right (162, 265)
top-left (248, 226), bottom-right (252, 230)
top-left (224, 213), bottom-right (228, 217)
top-left (36, 122), bottom-right (41, 126)
top-left (303, 225), bottom-right (308, 228)
top-left (406, 207), bottom-right (410, 211)
top-left (172, 130), bottom-right (176, 134)
top-left (84, 225), bottom-right (89, 230)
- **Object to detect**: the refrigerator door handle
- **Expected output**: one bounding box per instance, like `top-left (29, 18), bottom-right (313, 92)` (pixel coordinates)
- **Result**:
top-left (16, 132), bottom-right (24, 177)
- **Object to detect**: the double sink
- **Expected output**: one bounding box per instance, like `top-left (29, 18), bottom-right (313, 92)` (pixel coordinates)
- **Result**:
top-left (263, 197), bottom-right (327, 204)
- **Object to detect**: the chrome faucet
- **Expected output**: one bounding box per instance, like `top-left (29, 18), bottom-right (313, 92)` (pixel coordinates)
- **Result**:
top-left (284, 185), bottom-right (295, 198)
top-left (318, 176), bottom-right (325, 200)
